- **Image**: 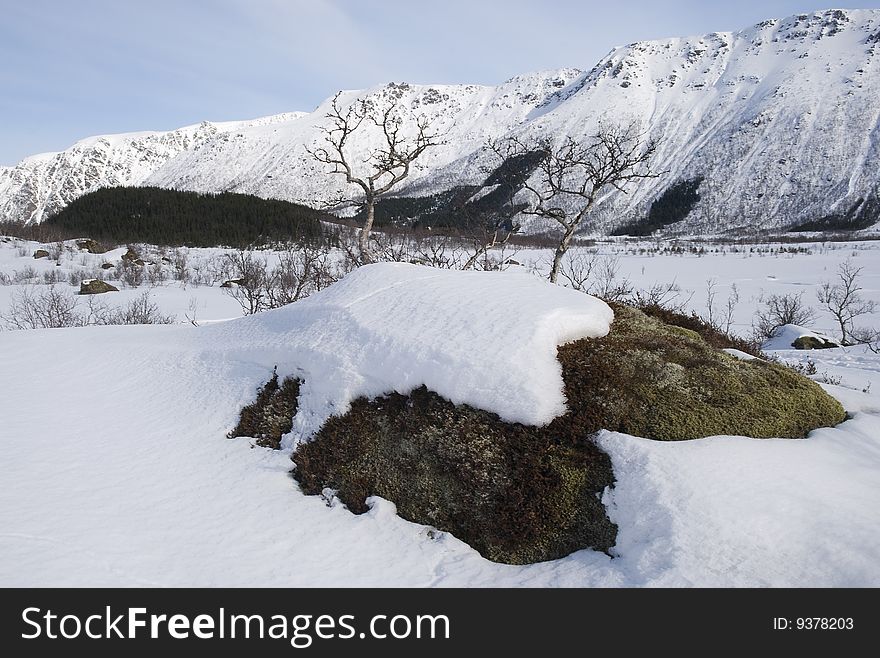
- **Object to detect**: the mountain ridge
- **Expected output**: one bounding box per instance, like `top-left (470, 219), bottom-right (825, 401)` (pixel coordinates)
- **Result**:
top-left (2, 8), bottom-right (879, 235)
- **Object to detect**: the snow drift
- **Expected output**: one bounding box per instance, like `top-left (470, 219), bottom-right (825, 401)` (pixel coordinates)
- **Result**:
top-left (204, 262), bottom-right (614, 437)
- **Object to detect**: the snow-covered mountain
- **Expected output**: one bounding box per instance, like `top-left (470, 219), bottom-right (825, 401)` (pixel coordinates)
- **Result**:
top-left (2, 8), bottom-right (879, 234)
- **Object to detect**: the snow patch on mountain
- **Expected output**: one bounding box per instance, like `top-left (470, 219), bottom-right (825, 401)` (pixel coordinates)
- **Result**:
top-left (2, 9), bottom-right (879, 234)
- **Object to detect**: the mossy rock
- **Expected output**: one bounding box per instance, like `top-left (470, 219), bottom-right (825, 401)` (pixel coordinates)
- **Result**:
top-left (792, 335), bottom-right (837, 350)
top-left (79, 279), bottom-right (118, 295)
top-left (121, 247), bottom-right (141, 263)
top-left (293, 387), bottom-right (617, 564)
top-left (76, 239), bottom-right (107, 254)
top-left (228, 371), bottom-right (301, 449)
top-left (556, 304), bottom-right (846, 440)
top-left (33, 249), bottom-right (50, 259)
top-left (289, 304), bottom-right (845, 565)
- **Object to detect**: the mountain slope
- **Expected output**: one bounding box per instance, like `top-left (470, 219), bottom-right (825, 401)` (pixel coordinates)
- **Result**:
top-left (2, 9), bottom-right (879, 235)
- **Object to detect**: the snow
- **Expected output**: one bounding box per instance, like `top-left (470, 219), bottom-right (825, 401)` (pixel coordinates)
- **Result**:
top-left (192, 262), bottom-right (614, 434)
top-left (763, 323), bottom-right (837, 350)
top-left (2, 238), bottom-right (880, 586)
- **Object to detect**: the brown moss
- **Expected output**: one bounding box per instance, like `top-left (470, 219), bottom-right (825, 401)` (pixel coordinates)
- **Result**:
top-left (293, 387), bottom-right (617, 564)
top-left (228, 369), bottom-right (301, 449)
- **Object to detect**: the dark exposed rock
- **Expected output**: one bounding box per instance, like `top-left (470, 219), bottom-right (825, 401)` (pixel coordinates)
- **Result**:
top-left (221, 278), bottom-right (246, 288)
top-left (32, 249), bottom-right (49, 259)
top-left (228, 371), bottom-right (301, 449)
top-left (792, 335), bottom-right (838, 350)
top-left (75, 239), bottom-right (107, 254)
top-left (79, 279), bottom-right (118, 295)
top-left (121, 247), bottom-right (140, 262)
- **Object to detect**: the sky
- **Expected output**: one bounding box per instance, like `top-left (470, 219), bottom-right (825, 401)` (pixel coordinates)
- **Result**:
top-left (0, 0), bottom-right (871, 165)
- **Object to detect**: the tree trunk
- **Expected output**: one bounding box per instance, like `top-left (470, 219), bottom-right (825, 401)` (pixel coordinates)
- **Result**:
top-left (358, 199), bottom-right (376, 264)
top-left (549, 224), bottom-right (578, 284)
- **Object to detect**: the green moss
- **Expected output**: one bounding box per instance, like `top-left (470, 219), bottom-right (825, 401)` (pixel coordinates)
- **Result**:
top-left (555, 304), bottom-right (846, 440)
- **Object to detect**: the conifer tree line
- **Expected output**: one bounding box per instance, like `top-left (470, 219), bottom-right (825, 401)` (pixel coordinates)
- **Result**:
top-left (42, 186), bottom-right (330, 248)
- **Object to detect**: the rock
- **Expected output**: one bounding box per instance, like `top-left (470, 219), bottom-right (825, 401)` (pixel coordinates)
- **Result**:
top-left (290, 304), bottom-right (846, 564)
top-left (792, 335), bottom-right (838, 350)
top-left (121, 247), bottom-right (140, 263)
top-left (79, 279), bottom-right (118, 295)
top-left (555, 304), bottom-right (845, 441)
top-left (100, 262), bottom-right (115, 270)
top-left (33, 249), bottom-right (49, 259)
top-left (221, 279), bottom-right (246, 288)
top-left (75, 239), bottom-right (107, 254)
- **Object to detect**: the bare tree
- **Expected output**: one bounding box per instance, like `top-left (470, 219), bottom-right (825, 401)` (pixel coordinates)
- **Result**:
top-left (817, 259), bottom-right (876, 345)
top-left (490, 124), bottom-right (658, 283)
top-left (308, 91), bottom-right (441, 263)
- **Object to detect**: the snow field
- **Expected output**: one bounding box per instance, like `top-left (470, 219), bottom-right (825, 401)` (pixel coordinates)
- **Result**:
top-left (1, 237), bottom-right (879, 586)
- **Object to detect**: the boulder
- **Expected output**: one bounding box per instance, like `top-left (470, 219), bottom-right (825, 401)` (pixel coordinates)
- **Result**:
top-left (33, 249), bottom-right (49, 259)
top-left (75, 239), bottom-right (107, 254)
top-left (100, 262), bottom-right (115, 270)
top-left (121, 247), bottom-right (141, 263)
top-left (289, 304), bottom-right (846, 564)
top-left (792, 335), bottom-right (838, 350)
top-left (79, 279), bottom-right (118, 295)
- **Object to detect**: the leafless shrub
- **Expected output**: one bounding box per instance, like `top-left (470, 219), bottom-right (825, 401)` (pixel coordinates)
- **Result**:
top-left (630, 280), bottom-right (693, 314)
top-left (224, 246), bottom-right (345, 315)
top-left (118, 258), bottom-right (145, 288)
top-left (12, 266), bottom-right (39, 283)
top-left (41, 268), bottom-right (67, 285)
top-left (751, 292), bottom-right (817, 342)
top-left (223, 251), bottom-right (271, 315)
top-left (589, 255), bottom-right (633, 302)
top-left (702, 279), bottom-right (740, 334)
top-left (1, 286), bottom-right (83, 329)
top-left (2, 286), bottom-right (174, 330)
top-left (96, 291), bottom-right (174, 325)
top-left (265, 245), bottom-right (342, 307)
top-left (146, 263), bottom-right (167, 286)
top-left (559, 250), bottom-right (597, 292)
top-left (47, 241), bottom-right (65, 261)
top-left (169, 248), bottom-right (191, 285)
top-left (67, 267), bottom-right (105, 287)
